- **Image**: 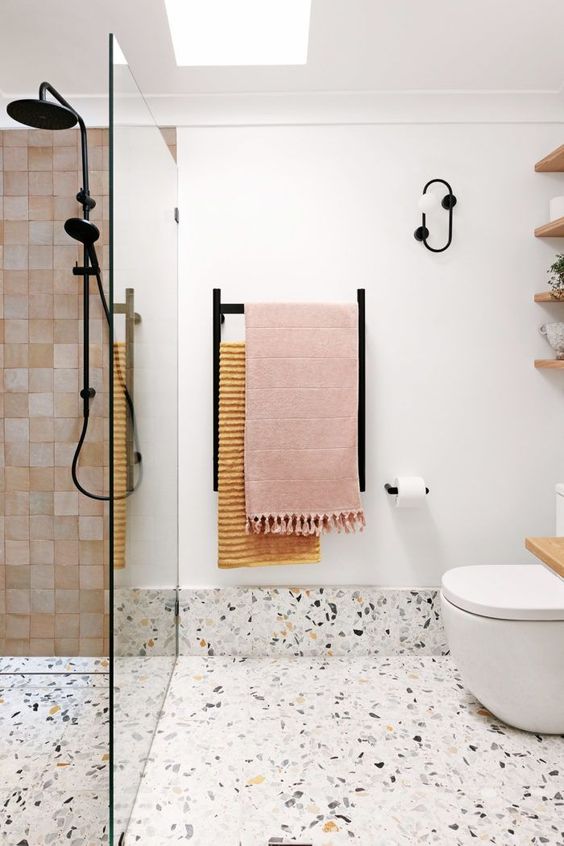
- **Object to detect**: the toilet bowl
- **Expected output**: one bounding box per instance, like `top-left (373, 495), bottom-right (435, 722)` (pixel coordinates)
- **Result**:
top-left (441, 564), bottom-right (564, 734)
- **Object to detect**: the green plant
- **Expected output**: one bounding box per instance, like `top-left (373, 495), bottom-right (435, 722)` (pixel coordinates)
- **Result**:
top-left (547, 254), bottom-right (564, 299)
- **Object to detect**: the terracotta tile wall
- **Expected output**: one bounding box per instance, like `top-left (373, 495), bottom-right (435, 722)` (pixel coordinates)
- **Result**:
top-left (0, 127), bottom-right (110, 657)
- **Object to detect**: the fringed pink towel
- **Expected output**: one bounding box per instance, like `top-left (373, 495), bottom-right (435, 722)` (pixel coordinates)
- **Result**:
top-left (245, 303), bottom-right (365, 536)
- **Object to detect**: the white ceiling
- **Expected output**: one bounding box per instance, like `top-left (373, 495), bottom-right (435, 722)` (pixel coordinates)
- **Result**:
top-left (1, 0), bottom-right (564, 99)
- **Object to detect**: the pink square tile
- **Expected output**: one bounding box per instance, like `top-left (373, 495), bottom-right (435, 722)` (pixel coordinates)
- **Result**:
top-left (54, 320), bottom-right (78, 343)
top-left (29, 171), bottom-right (53, 196)
top-left (54, 368), bottom-right (78, 392)
top-left (54, 343), bottom-right (78, 368)
top-left (6, 614), bottom-right (30, 639)
top-left (31, 589), bottom-right (55, 613)
top-left (78, 565), bottom-right (103, 589)
top-left (3, 196), bottom-right (29, 220)
top-left (5, 418), bottom-right (30, 442)
top-left (29, 221), bottom-right (54, 246)
top-left (29, 269), bottom-right (54, 293)
top-left (30, 516), bottom-right (54, 540)
top-left (54, 539), bottom-right (79, 565)
top-left (6, 589), bottom-right (31, 613)
top-left (5, 319), bottom-right (28, 342)
top-left (5, 516), bottom-right (29, 540)
top-left (30, 442), bottom-right (54, 467)
top-left (3, 146), bottom-right (28, 170)
top-left (54, 295), bottom-right (78, 318)
top-left (29, 196), bottom-right (53, 220)
top-left (54, 491), bottom-right (79, 516)
top-left (29, 418), bottom-right (54, 443)
top-left (30, 540), bottom-right (54, 565)
top-left (31, 566), bottom-right (55, 590)
top-left (55, 614), bottom-right (79, 638)
top-left (4, 368), bottom-right (29, 392)
top-left (5, 171), bottom-right (28, 196)
top-left (55, 589), bottom-right (79, 613)
top-left (54, 516), bottom-right (78, 540)
top-left (28, 147), bottom-right (53, 171)
top-left (4, 295), bottom-right (29, 320)
top-left (30, 491), bottom-right (54, 514)
top-left (5, 540), bottom-right (30, 566)
top-left (29, 368), bottom-right (54, 392)
top-left (29, 247), bottom-right (54, 271)
top-left (29, 319), bottom-right (54, 343)
top-left (53, 146), bottom-right (78, 170)
top-left (4, 220), bottom-right (29, 244)
top-left (29, 392), bottom-right (54, 417)
top-left (79, 516), bottom-right (104, 540)
top-left (53, 172), bottom-right (77, 196)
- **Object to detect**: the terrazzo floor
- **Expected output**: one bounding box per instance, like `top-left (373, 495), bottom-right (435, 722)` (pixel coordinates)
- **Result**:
top-left (127, 655), bottom-right (564, 846)
top-left (0, 657), bottom-right (109, 845)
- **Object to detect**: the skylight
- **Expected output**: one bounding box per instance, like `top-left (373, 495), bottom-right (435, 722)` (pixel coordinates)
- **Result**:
top-left (164, 0), bottom-right (312, 66)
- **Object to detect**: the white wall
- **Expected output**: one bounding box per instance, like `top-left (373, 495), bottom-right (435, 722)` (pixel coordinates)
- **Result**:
top-left (113, 125), bottom-right (178, 589)
top-left (177, 121), bottom-right (564, 588)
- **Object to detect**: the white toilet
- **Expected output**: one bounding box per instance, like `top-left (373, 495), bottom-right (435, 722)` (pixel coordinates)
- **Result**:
top-left (441, 486), bottom-right (564, 735)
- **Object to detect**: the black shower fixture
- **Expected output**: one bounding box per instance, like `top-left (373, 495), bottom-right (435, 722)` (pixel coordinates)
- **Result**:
top-left (7, 82), bottom-right (140, 501)
top-left (414, 178), bottom-right (457, 253)
top-left (7, 96), bottom-right (77, 130)
top-left (65, 218), bottom-right (101, 272)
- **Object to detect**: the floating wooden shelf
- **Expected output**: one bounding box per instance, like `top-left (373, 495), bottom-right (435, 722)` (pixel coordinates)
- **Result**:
top-left (525, 536), bottom-right (564, 579)
top-left (535, 144), bottom-right (564, 173)
top-left (534, 292), bottom-right (564, 302)
top-left (535, 359), bottom-right (564, 369)
top-left (535, 217), bottom-right (564, 238)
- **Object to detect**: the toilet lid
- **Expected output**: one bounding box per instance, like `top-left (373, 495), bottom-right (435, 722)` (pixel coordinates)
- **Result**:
top-left (441, 565), bottom-right (564, 621)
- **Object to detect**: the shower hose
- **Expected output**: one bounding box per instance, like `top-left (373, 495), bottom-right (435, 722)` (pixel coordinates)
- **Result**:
top-left (71, 267), bottom-right (142, 501)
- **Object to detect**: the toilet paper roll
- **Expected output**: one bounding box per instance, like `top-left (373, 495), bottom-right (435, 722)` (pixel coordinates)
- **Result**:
top-left (394, 476), bottom-right (427, 508)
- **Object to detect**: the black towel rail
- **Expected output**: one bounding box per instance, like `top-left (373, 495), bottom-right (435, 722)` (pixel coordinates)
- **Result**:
top-left (213, 289), bottom-right (366, 493)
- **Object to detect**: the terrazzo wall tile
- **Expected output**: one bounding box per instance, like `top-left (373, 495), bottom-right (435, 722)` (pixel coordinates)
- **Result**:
top-left (114, 587), bottom-right (177, 656)
top-left (180, 587), bottom-right (253, 657)
top-left (179, 587), bottom-right (449, 658)
top-left (390, 588), bottom-right (449, 655)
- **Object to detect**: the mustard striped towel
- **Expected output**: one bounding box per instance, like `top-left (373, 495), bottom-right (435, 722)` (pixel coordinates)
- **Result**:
top-left (218, 342), bottom-right (320, 568)
top-left (113, 342), bottom-right (127, 569)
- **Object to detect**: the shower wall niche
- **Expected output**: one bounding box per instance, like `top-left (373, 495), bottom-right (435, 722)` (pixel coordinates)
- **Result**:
top-left (0, 128), bottom-right (110, 657)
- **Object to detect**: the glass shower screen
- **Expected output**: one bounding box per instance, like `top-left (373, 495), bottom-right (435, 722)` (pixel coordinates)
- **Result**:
top-left (109, 34), bottom-right (179, 843)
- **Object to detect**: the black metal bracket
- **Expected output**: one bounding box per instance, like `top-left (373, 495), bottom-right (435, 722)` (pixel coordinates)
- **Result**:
top-left (72, 264), bottom-right (99, 276)
top-left (213, 289), bottom-right (366, 493)
top-left (414, 178), bottom-right (457, 253)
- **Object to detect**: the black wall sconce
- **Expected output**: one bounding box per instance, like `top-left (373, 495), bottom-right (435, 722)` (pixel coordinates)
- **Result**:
top-left (414, 178), bottom-right (457, 253)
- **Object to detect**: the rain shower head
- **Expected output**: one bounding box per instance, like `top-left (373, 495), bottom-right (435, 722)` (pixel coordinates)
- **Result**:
top-left (7, 82), bottom-right (92, 213)
top-left (7, 98), bottom-right (77, 130)
top-left (64, 218), bottom-right (100, 246)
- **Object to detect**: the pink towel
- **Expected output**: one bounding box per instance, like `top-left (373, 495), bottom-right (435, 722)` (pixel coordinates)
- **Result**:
top-left (245, 303), bottom-right (365, 536)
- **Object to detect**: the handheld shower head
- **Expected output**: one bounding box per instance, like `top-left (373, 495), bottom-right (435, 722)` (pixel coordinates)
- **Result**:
top-left (64, 218), bottom-right (100, 247)
top-left (7, 98), bottom-right (77, 130)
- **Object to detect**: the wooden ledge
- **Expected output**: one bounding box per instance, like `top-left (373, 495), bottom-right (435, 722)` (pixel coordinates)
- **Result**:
top-left (525, 536), bottom-right (564, 579)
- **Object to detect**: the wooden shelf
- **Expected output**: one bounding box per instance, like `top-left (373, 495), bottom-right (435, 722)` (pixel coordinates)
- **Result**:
top-left (535, 359), bottom-right (564, 369)
top-left (535, 144), bottom-right (564, 172)
top-left (534, 292), bottom-right (564, 302)
top-left (535, 217), bottom-right (564, 238)
top-left (525, 536), bottom-right (564, 579)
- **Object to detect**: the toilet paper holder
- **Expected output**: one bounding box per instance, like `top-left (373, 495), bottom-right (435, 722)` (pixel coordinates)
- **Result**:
top-left (385, 483), bottom-right (429, 495)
